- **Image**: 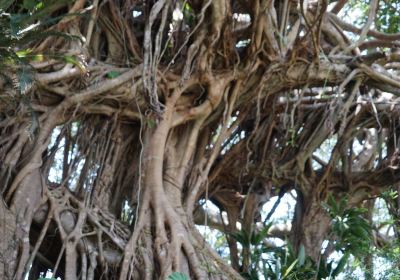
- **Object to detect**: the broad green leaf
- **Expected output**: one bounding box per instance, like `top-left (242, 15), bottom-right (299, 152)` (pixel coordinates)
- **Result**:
top-left (167, 272), bottom-right (189, 280)
top-left (297, 244), bottom-right (306, 267)
top-left (16, 49), bottom-right (32, 58)
top-left (106, 70), bottom-right (120, 79)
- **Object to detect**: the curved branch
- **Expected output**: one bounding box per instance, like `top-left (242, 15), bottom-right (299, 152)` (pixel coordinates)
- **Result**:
top-left (329, 13), bottom-right (400, 41)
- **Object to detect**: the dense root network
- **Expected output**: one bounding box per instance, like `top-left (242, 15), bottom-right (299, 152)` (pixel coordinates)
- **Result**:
top-left (1, 0), bottom-right (400, 279)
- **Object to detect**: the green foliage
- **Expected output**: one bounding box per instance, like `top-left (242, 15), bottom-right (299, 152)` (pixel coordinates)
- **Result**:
top-left (228, 194), bottom-right (374, 279)
top-left (230, 228), bottom-right (250, 247)
top-left (229, 225), bottom-right (271, 249)
top-left (286, 128), bottom-right (298, 147)
top-left (221, 191), bottom-right (400, 280)
top-left (63, 55), bottom-right (86, 71)
top-left (0, 0), bottom-right (80, 67)
top-left (276, 243), bottom-right (315, 280)
top-left (182, 3), bottom-right (195, 27)
top-left (323, 195), bottom-right (372, 257)
top-left (229, 226), bottom-right (275, 279)
top-left (120, 200), bottom-right (134, 225)
top-left (0, 0), bottom-right (84, 104)
top-left (374, 241), bottom-right (400, 279)
top-left (376, 1), bottom-right (400, 33)
top-left (319, 252), bottom-right (350, 279)
top-left (167, 272), bottom-right (189, 280)
top-left (230, 224), bottom-right (348, 280)
top-left (106, 70), bottom-right (121, 79)
top-left (23, 0), bottom-right (36, 10)
top-left (0, 0), bottom-right (14, 11)
top-left (345, 0), bottom-right (400, 33)
top-left (380, 189), bottom-right (398, 201)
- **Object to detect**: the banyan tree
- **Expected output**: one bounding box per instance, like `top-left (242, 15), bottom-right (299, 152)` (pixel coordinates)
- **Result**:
top-left (1, 0), bottom-right (400, 279)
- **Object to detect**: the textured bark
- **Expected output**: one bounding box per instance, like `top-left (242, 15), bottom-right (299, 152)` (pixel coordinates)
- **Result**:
top-left (291, 192), bottom-right (331, 261)
top-left (1, 0), bottom-right (400, 279)
top-left (0, 201), bottom-right (18, 279)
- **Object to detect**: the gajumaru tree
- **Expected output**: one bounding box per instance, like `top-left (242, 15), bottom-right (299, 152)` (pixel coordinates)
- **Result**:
top-left (1, 0), bottom-right (400, 279)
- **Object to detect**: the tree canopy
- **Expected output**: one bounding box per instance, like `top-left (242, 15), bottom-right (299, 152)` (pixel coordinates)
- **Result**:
top-left (1, 0), bottom-right (400, 279)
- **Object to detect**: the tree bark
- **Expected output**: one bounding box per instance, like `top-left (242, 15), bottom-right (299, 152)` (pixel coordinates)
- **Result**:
top-left (291, 191), bottom-right (331, 261)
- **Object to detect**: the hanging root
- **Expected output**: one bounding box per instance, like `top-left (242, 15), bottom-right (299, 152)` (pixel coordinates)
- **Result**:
top-left (118, 187), bottom-right (241, 280)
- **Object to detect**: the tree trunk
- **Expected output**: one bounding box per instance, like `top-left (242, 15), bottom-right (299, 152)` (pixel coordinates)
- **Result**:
top-left (2, 0), bottom-right (400, 279)
top-left (291, 191), bottom-right (331, 261)
top-left (117, 104), bottom-right (242, 279)
top-left (0, 201), bottom-right (18, 279)
top-left (1, 168), bottom-right (43, 280)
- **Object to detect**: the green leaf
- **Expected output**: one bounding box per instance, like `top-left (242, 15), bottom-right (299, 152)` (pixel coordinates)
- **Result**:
top-left (275, 256), bottom-right (281, 280)
top-left (0, 0), bottom-right (14, 11)
top-left (317, 258), bottom-right (329, 278)
top-left (29, 53), bottom-right (44, 61)
top-left (251, 225), bottom-right (270, 245)
top-left (25, 0), bottom-right (70, 24)
top-left (350, 226), bottom-right (370, 241)
top-left (63, 55), bottom-right (86, 72)
top-left (297, 244), bottom-right (306, 267)
top-left (10, 13), bottom-right (26, 37)
top-left (167, 272), bottom-right (189, 280)
top-left (23, 0), bottom-right (35, 10)
top-left (282, 259), bottom-right (298, 279)
top-left (16, 49), bottom-right (32, 58)
top-left (147, 118), bottom-right (156, 129)
top-left (332, 252), bottom-right (350, 277)
top-left (106, 70), bottom-right (120, 79)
